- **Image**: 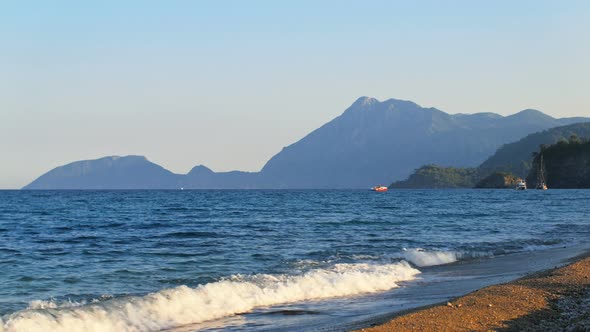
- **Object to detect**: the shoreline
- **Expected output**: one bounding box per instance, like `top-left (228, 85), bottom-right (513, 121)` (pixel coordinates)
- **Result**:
top-left (354, 251), bottom-right (590, 331)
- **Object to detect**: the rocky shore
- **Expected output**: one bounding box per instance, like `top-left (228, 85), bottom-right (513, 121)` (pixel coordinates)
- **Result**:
top-left (357, 255), bottom-right (590, 331)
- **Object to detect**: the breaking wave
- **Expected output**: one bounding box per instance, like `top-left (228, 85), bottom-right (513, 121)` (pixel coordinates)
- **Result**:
top-left (401, 248), bottom-right (459, 267)
top-left (1, 262), bottom-right (420, 332)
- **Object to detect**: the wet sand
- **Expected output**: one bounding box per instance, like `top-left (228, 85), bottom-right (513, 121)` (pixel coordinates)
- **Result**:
top-left (357, 254), bottom-right (590, 331)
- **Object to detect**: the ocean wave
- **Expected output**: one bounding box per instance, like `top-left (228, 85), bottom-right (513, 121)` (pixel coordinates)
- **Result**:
top-left (0, 262), bottom-right (420, 332)
top-left (401, 248), bottom-right (459, 267)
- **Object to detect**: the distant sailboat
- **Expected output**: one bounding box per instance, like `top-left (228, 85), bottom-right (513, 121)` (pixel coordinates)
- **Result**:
top-left (536, 154), bottom-right (548, 190)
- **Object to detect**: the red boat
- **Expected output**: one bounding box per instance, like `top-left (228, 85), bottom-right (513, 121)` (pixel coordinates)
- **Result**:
top-left (370, 185), bottom-right (388, 192)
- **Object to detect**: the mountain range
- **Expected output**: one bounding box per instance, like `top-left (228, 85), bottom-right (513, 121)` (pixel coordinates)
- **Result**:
top-left (391, 122), bottom-right (590, 189)
top-left (479, 122), bottom-right (590, 178)
top-left (23, 97), bottom-right (589, 189)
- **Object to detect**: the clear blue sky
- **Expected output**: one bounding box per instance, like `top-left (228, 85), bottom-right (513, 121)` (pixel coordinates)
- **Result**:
top-left (1, 1), bottom-right (589, 188)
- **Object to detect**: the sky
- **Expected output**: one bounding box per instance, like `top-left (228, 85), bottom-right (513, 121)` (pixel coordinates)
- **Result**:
top-left (1, 1), bottom-right (589, 189)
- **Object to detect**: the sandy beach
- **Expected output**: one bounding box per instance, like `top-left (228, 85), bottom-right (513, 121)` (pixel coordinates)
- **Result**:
top-left (357, 254), bottom-right (590, 332)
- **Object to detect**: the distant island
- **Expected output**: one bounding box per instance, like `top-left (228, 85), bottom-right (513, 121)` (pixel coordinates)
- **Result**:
top-left (392, 123), bottom-right (590, 189)
top-left (23, 97), bottom-right (590, 190)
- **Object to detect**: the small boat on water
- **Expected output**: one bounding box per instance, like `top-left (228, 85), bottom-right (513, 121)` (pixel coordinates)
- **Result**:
top-left (371, 185), bottom-right (388, 192)
top-left (536, 183), bottom-right (548, 190)
top-left (536, 154), bottom-right (548, 190)
top-left (515, 180), bottom-right (527, 190)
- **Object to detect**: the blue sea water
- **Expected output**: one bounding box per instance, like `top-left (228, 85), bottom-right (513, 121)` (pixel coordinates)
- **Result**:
top-left (1, 189), bottom-right (589, 331)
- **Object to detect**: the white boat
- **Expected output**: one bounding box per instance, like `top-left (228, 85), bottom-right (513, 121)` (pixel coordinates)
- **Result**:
top-left (536, 154), bottom-right (548, 190)
top-left (515, 180), bottom-right (527, 190)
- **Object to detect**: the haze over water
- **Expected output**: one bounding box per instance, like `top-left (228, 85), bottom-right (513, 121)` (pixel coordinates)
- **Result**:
top-left (1, 189), bottom-right (589, 331)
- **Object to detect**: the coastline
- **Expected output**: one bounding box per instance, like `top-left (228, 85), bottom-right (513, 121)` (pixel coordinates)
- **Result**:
top-left (355, 252), bottom-right (590, 332)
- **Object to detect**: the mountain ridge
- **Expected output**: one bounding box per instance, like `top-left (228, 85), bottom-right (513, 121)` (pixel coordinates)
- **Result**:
top-left (479, 122), bottom-right (590, 177)
top-left (24, 155), bottom-right (182, 190)
top-left (391, 122), bottom-right (590, 189)
top-left (23, 97), bottom-right (589, 189)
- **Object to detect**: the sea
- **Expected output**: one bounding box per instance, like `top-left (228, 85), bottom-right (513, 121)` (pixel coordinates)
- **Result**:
top-left (1, 189), bottom-right (589, 332)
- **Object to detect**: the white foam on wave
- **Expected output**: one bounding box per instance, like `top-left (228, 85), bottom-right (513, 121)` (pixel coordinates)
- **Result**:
top-left (401, 248), bottom-right (458, 267)
top-left (27, 299), bottom-right (87, 310)
top-left (1, 262), bottom-right (420, 332)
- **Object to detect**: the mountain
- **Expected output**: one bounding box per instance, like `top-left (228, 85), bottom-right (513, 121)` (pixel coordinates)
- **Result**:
top-left (183, 165), bottom-right (260, 189)
top-left (526, 137), bottom-right (590, 188)
top-left (23, 157), bottom-right (262, 190)
top-left (22, 97), bottom-right (589, 189)
top-left (258, 97), bottom-right (587, 188)
top-left (23, 156), bottom-right (182, 190)
top-left (479, 122), bottom-right (590, 178)
top-left (391, 122), bottom-right (590, 189)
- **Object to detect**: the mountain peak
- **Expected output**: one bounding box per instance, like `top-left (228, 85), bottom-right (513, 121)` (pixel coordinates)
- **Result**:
top-left (188, 164), bottom-right (214, 175)
top-left (104, 155), bottom-right (148, 162)
top-left (509, 109), bottom-right (554, 120)
top-left (347, 96), bottom-right (424, 115)
top-left (351, 96), bottom-right (379, 107)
